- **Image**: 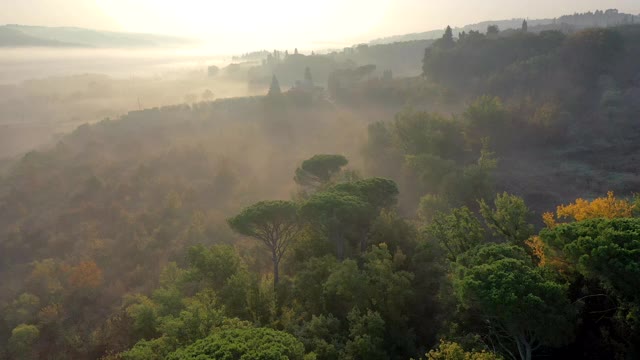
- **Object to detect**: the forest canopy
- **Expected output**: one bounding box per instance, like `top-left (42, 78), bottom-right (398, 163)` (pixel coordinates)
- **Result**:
top-left (1, 11), bottom-right (640, 360)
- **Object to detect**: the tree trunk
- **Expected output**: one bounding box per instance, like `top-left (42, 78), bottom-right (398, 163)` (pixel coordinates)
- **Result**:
top-left (524, 339), bottom-right (532, 360)
top-left (515, 334), bottom-right (532, 360)
top-left (272, 250), bottom-right (279, 288)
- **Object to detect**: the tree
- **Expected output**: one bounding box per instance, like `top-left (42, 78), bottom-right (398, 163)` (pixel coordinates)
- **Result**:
top-left (4, 293), bottom-right (40, 328)
top-left (479, 192), bottom-right (534, 247)
top-left (201, 89), bottom-right (214, 102)
top-left (304, 67), bottom-right (313, 85)
top-left (228, 200), bottom-right (300, 287)
top-left (207, 65), bottom-right (219, 77)
top-left (540, 218), bottom-right (640, 308)
top-left (320, 245), bottom-right (415, 357)
top-left (455, 244), bottom-right (575, 360)
top-left (539, 218), bottom-right (640, 350)
top-left (268, 75), bottom-right (282, 97)
top-left (301, 191), bottom-right (368, 260)
top-left (125, 295), bottom-right (160, 341)
top-left (157, 290), bottom-right (225, 346)
top-left (487, 25), bottom-right (500, 36)
top-left (521, 20), bottom-right (528, 32)
top-left (294, 154), bottom-right (349, 191)
top-left (329, 178), bottom-right (399, 252)
top-left (392, 110), bottom-right (465, 159)
top-left (425, 207), bottom-right (485, 261)
top-left (297, 314), bottom-right (342, 360)
top-left (427, 340), bottom-right (503, 360)
top-left (68, 260), bottom-right (103, 289)
top-left (543, 191), bottom-right (634, 227)
top-left (561, 28), bottom-right (623, 85)
top-left (417, 194), bottom-right (450, 222)
top-left (166, 327), bottom-right (305, 360)
top-left (185, 245), bottom-right (242, 290)
top-left (441, 26), bottom-right (455, 49)
top-left (344, 309), bottom-right (386, 360)
top-left (464, 96), bottom-right (508, 146)
top-left (8, 324), bottom-right (40, 360)
top-left (330, 178), bottom-right (398, 210)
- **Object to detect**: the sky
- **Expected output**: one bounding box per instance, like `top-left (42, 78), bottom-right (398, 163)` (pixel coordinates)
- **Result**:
top-left (2, 0), bottom-right (640, 52)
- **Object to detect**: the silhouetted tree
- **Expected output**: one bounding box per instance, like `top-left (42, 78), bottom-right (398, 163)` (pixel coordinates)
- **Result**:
top-left (294, 154), bottom-right (348, 191)
top-left (487, 25), bottom-right (500, 36)
top-left (522, 19), bottom-right (528, 32)
top-left (268, 75), bottom-right (282, 97)
top-left (228, 201), bottom-right (300, 287)
top-left (304, 67), bottom-right (313, 85)
top-left (201, 89), bottom-right (214, 102)
top-left (207, 65), bottom-right (219, 77)
top-left (441, 26), bottom-right (455, 48)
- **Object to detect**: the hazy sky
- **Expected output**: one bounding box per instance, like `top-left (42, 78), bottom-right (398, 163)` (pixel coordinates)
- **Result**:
top-left (3, 0), bottom-right (640, 51)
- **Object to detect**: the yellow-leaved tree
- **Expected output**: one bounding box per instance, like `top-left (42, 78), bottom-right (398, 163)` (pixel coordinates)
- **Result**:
top-left (532, 191), bottom-right (635, 270)
top-left (543, 191), bottom-right (634, 228)
top-left (427, 340), bottom-right (503, 360)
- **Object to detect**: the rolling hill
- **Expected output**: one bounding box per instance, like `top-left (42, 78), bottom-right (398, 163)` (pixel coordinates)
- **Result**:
top-left (0, 24), bottom-right (197, 48)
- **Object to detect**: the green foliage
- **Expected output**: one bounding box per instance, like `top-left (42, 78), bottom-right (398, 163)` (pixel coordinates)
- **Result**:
top-left (406, 154), bottom-right (458, 192)
top-left (8, 324), bottom-right (40, 360)
top-left (294, 154), bottom-right (349, 189)
top-left (541, 218), bottom-right (640, 307)
top-left (293, 256), bottom-right (340, 315)
top-left (298, 314), bottom-right (343, 360)
top-left (122, 337), bottom-right (174, 360)
top-left (479, 192), bottom-right (534, 246)
top-left (427, 340), bottom-right (503, 360)
top-left (363, 108), bottom-right (496, 210)
top-left (228, 201), bottom-right (299, 240)
top-left (167, 327), bottom-right (305, 360)
top-left (157, 290), bottom-right (225, 346)
top-left (3, 293), bottom-right (40, 328)
top-left (424, 207), bottom-right (486, 261)
top-left (440, 139), bottom-right (497, 207)
top-left (417, 194), bottom-right (451, 222)
top-left (363, 121), bottom-right (403, 180)
top-left (454, 244), bottom-right (575, 360)
top-left (301, 191), bottom-right (369, 259)
top-left (344, 309), bottom-right (386, 360)
top-left (463, 96), bottom-right (508, 148)
top-left (3, 18), bottom-right (640, 360)
top-left (228, 200), bottom-right (300, 286)
top-left (329, 178), bottom-right (399, 211)
top-left (125, 294), bottom-right (160, 340)
top-left (368, 210), bottom-right (418, 254)
top-left (392, 111), bottom-right (464, 160)
top-left (185, 245), bottom-right (242, 290)
top-left (456, 242), bottom-right (531, 268)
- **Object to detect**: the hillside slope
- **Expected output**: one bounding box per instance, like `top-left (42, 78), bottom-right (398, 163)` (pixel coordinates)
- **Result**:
top-left (0, 25), bottom-right (196, 48)
top-left (0, 27), bottom-right (80, 47)
top-left (371, 8), bottom-right (639, 44)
